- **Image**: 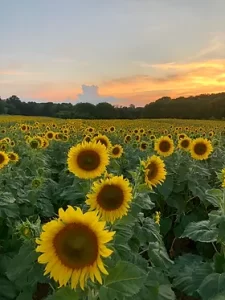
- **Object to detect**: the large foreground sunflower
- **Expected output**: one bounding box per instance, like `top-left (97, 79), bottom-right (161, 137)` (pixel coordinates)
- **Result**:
top-left (36, 206), bottom-right (115, 290)
top-left (86, 175), bottom-right (132, 223)
top-left (143, 155), bottom-right (166, 189)
top-left (154, 136), bottom-right (174, 157)
top-left (190, 138), bottom-right (213, 160)
top-left (67, 141), bottom-right (109, 179)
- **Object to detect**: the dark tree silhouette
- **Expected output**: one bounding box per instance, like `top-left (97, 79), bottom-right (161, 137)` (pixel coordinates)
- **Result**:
top-left (1, 92), bottom-right (225, 119)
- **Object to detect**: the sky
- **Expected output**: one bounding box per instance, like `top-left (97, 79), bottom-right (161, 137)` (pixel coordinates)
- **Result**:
top-left (0, 0), bottom-right (225, 106)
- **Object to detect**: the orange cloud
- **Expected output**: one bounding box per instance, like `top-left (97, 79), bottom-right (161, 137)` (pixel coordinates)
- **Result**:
top-left (99, 59), bottom-right (225, 105)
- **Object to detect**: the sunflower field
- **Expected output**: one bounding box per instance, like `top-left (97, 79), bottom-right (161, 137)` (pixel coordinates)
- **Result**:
top-left (1, 116), bottom-right (225, 300)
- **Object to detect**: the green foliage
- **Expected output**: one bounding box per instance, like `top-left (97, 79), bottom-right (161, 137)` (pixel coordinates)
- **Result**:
top-left (99, 261), bottom-right (146, 300)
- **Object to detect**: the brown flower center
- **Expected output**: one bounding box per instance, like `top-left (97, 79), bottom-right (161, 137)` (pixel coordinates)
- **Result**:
top-left (181, 139), bottom-right (190, 148)
top-left (145, 162), bottom-right (158, 180)
top-left (77, 150), bottom-right (100, 171)
top-left (194, 142), bottom-right (207, 155)
top-left (97, 184), bottom-right (124, 211)
top-left (53, 223), bottom-right (98, 269)
top-left (159, 140), bottom-right (171, 152)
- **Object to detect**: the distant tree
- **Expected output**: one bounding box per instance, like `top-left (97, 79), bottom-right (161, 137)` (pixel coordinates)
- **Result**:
top-left (1, 92), bottom-right (225, 119)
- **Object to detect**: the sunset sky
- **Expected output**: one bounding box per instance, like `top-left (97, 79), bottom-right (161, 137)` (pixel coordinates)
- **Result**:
top-left (1, 0), bottom-right (225, 106)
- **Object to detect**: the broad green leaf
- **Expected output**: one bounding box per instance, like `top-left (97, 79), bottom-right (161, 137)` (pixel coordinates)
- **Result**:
top-left (16, 290), bottom-right (33, 300)
top-left (0, 192), bottom-right (19, 218)
top-left (157, 175), bottom-right (174, 200)
top-left (135, 268), bottom-right (175, 300)
top-left (135, 192), bottom-right (155, 210)
top-left (214, 253), bottom-right (225, 273)
top-left (99, 261), bottom-right (146, 300)
top-left (0, 276), bottom-right (17, 299)
top-left (171, 254), bottom-right (213, 297)
top-left (205, 189), bottom-right (223, 207)
top-left (160, 218), bottom-right (172, 236)
top-left (181, 220), bottom-right (218, 242)
top-left (148, 242), bottom-right (173, 269)
top-left (6, 242), bottom-right (38, 284)
top-left (46, 287), bottom-right (81, 300)
top-left (198, 273), bottom-right (225, 300)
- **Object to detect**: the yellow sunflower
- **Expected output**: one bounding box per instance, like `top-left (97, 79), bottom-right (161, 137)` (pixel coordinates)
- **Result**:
top-left (36, 206), bottom-right (115, 290)
top-left (0, 151), bottom-right (9, 169)
top-left (142, 155), bottom-right (167, 189)
top-left (8, 152), bottom-right (19, 163)
top-left (178, 137), bottom-right (192, 151)
top-left (86, 175), bottom-right (132, 223)
top-left (139, 142), bottom-right (148, 151)
top-left (45, 131), bottom-right (55, 140)
top-left (67, 141), bottom-right (109, 179)
top-left (93, 134), bottom-right (112, 150)
top-left (154, 136), bottom-right (174, 157)
top-left (111, 144), bottom-right (123, 158)
top-left (190, 138), bottom-right (213, 160)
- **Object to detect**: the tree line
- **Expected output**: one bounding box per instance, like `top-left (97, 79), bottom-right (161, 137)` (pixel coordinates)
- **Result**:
top-left (0, 92), bottom-right (225, 119)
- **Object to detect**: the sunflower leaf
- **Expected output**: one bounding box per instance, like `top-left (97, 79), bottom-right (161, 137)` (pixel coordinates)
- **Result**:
top-left (180, 220), bottom-right (218, 242)
top-left (99, 261), bottom-right (146, 300)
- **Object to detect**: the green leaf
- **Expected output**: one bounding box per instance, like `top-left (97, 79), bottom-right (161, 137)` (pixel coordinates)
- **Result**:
top-left (205, 189), bottom-right (222, 207)
top-left (198, 273), bottom-right (225, 300)
top-left (157, 175), bottom-right (174, 200)
top-left (99, 261), bottom-right (146, 300)
top-left (46, 287), bottom-right (81, 300)
top-left (160, 218), bottom-right (172, 236)
top-left (135, 192), bottom-right (155, 210)
top-left (0, 192), bottom-right (19, 218)
top-left (171, 254), bottom-right (213, 297)
top-left (181, 220), bottom-right (218, 242)
top-left (214, 253), bottom-right (225, 273)
top-left (6, 242), bottom-right (38, 285)
top-left (148, 242), bottom-right (173, 269)
top-left (135, 268), bottom-right (175, 300)
top-left (16, 290), bottom-right (33, 300)
top-left (0, 276), bottom-right (17, 299)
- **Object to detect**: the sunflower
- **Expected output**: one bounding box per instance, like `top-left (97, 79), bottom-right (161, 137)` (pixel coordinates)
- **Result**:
top-left (42, 138), bottom-right (49, 149)
top-left (111, 144), bottom-right (123, 158)
top-left (140, 142), bottom-right (148, 151)
top-left (86, 175), bottom-right (132, 223)
top-left (142, 155), bottom-right (166, 189)
top-left (67, 141), bottom-right (109, 179)
top-left (154, 136), bottom-right (174, 157)
top-left (93, 134), bottom-right (112, 150)
top-left (0, 151), bottom-right (9, 169)
top-left (8, 152), bottom-right (19, 163)
top-left (45, 131), bottom-right (55, 140)
top-left (178, 137), bottom-right (192, 151)
top-left (36, 206), bottom-right (115, 290)
top-left (190, 138), bottom-right (213, 160)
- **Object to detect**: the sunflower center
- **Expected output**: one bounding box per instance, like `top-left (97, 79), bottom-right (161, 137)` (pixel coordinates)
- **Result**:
top-left (146, 162), bottom-right (158, 180)
top-left (141, 143), bottom-right (147, 149)
top-left (112, 147), bottom-right (120, 155)
top-left (77, 150), bottom-right (100, 171)
top-left (194, 142), bottom-right (207, 155)
top-left (0, 154), bottom-right (5, 164)
top-left (53, 223), bottom-right (98, 269)
top-left (159, 140), bottom-right (171, 152)
top-left (47, 133), bottom-right (53, 139)
top-left (97, 184), bottom-right (124, 211)
top-left (181, 139), bottom-right (189, 148)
